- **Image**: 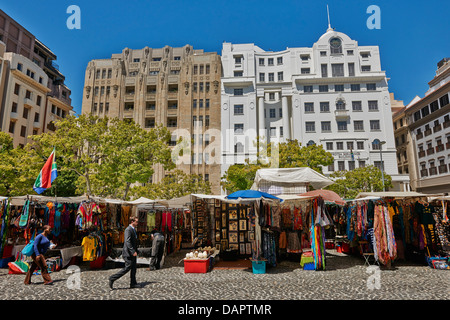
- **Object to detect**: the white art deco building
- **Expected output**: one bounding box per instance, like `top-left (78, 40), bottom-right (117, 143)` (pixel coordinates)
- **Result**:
top-left (221, 26), bottom-right (410, 192)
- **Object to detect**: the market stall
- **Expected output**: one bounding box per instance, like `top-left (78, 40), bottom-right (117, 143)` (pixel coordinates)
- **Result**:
top-left (338, 191), bottom-right (450, 269)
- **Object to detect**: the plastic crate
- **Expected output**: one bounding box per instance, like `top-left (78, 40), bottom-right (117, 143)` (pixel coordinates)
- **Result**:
top-left (184, 259), bottom-right (210, 273)
top-left (251, 260), bottom-right (266, 274)
top-left (303, 262), bottom-right (315, 270)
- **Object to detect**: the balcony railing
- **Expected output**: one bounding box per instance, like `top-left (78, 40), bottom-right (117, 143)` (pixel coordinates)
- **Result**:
top-left (446, 142), bottom-right (450, 150)
top-left (436, 144), bottom-right (445, 153)
top-left (420, 169), bottom-right (428, 177)
top-left (418, 150), bottom-right (426, 158)
top-left (426, 148), bottom-right (435, 156)
top-left (416, 132), bottom-right (423, 140)
top-left (334, 109), bottom-right (350, 118)
top-left (433, 124), bottom-right (442, 133)
top-left (429, 167), bottom-right (437, 176)
top-left (443, 121), bottom-right (450, 129)
top-left (438, 164), bottom-right (448, 174)
top-left (424, 129), bottom-right (432, 137)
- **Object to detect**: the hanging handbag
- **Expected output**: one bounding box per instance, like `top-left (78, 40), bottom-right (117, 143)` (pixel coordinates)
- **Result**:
top-left (22, 230), bottom-right (37, 256)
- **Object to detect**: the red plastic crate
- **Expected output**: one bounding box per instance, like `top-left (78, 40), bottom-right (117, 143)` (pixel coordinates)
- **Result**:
top-left (184, 259), bottom-right (210, 273)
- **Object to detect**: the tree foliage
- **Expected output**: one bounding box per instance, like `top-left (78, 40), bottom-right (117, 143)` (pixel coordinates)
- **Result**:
top-left (221, 139), bottom-right (334, 193)
top-left (326, 165), bottom-right (393, 199)
top-left (130, 169), bottom-right (211, 200)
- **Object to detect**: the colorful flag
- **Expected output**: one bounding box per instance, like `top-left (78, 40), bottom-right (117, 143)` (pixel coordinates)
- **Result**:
top-left (33, 148), bottom-right (57, 194)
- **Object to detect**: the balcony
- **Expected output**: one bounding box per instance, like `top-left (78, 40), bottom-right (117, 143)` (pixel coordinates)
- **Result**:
top-left (24, 97), bottom-right (33, 107)
top-left (429, 167), bottom-right (437, 176)
top-left (125, 77), bottom-right (136, 86)
top-left (446, 142), bottom-right (450, 150)
top-left (416, 132), bottom-right (423, 140)
top-left (426, 148), bottom-right (435, 156)
top-left (443, 120), bottom-right (450, 129)
top-left (438, 164), bottom-right (448, 174)
top-left (33, 121), bottom-right (40, 128)
top-left (418, 150), bottom-right (426, 158)
top-left (433, 124), bottom-right (442, 133)
top-left (334, 109), bottom-right (350, 119)
top-left (124, 93), bottom-right (135, 102)
top-left (436, 144), bottom-right (445, 153)
top-left (424, 128), bottom-right (432, 137)
top-left (10, 112), bottom-right (18, 120)
top-left (420, 169), bottom-right (428, 177)
top-left (167, 91), bottom-right (178, 100)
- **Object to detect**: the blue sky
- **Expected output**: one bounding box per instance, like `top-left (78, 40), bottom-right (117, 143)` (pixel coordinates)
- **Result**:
top-left (2, 0), bottom-right (449, 114)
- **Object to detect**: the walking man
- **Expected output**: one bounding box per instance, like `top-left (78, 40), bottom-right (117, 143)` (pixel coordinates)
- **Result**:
top-left (109, 216), bottom-right (140, 289)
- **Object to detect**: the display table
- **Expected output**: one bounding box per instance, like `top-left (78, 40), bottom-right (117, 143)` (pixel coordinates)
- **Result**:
top-left (184, 258), bottom-right (212, 273)
top-left (47, 246), bottom-right (82, 267)
top-left (300, 251), bottom-right (314, 269)
top-left (107, 247), bottom-right (152, 265)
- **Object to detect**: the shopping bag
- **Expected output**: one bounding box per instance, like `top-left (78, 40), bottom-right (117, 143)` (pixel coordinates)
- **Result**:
top-left (22, 240), bottom-right (35, 256)
top-left (8, 253), bottom-right (29, 274)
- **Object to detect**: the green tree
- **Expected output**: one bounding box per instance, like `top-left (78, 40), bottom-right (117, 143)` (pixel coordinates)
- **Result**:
top-left (221, 139), bottom-right (334, 193)
top-left (0, 132), bottom-right (43, 196)
top-left (326, 165), bottom-right (393, 199)
top-left (130, 169), bottom-right (211, 200)
top-left (31, 114), bottom-right (174, 199)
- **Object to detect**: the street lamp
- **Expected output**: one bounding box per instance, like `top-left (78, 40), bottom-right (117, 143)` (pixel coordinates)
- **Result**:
top-left (374, 139), bottom-right (387, 192)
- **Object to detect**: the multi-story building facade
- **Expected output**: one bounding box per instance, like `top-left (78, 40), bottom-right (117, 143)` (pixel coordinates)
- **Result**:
top-left (0, 9), bottom-right (73, 146)
top-left (221, 27), bottom-right (410, 192)
top-left (403, 58), bottom-right (450, 194)
top-left (81, 45), bottom-right (222, 194)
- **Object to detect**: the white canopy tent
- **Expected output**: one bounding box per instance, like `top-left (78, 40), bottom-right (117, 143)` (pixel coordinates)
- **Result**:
top-left (250, 167), bottom-right (334, 195)
top-left (355, 191), bottom-right (430, 199)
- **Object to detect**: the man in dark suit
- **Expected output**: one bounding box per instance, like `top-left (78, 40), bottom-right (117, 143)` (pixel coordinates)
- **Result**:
top-left (109, 216), bottom-right (140, 289)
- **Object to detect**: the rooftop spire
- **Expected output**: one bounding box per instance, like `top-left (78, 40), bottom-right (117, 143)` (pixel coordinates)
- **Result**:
top-left (327, 5), bottom-right (333, 32)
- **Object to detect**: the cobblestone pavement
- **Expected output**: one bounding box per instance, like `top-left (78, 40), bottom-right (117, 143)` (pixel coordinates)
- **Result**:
top-left (0, 249), bottom-right (448, 301)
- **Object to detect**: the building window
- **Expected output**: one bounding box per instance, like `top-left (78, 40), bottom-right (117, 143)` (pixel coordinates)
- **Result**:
top-left (193, 65), bottom-right (198, 74)
top-left (320, 51), bottom-right (327, 56)
top-left (259, 73), bottom-right (265, 82)
top-left (362, 66), bottom-right (371, 72)
top-left (338, 161), bottom-right (345, 171)
top-left (304, 102), bottom-right (314, 113)
top-left (234, 56), bottom-right (242, 64)
top-left (300, 54), bottom-right (310, 61)
top-left (268, 58), bottom-right (274, 66)
top-left (421, 105), bottom-right (430, 117)
top-left (320, 102), bottom-right (330, 113)
top-left (335, 84), bottom-right (344, 92)
top-left (321, 121), bottom-right (331, 132)
top-left (279, 108), bottom-right (283, 117)
top-left (368, 100), bottom-right (378, 111)
top-left (307, 140), bottom-right (316, 146)
top-left (326, 142), bottom-right (333, 150)
top-left (235, 142), bottom-right (244, 153)
top-left (199, 65), bottom-right (204, 74)
top-left (350, 101), bottom-right (362, 111)
top-left (430, 100), bottom-right (439, 113)
top-left (234, 123), bottom-right (244, 134)
top-left (234, 104), bottom-right (243, 115)
top-left (301, 68), bottom-right (310, 74)
top-left (321, 64), bottom-right (328, 77)
top-left (234, 88), bottom-right (243, 96)
top-left (14, 83), bottom-right (20, 95)
top-left (23, 107), bottom-right (29, 119)
top-left (198, 100), bottom-right (203, 109)
top-left (234, 71), bottom-right (243, 77)
top-left (370, 120), bottom-right (380, 131)
top-left (174, 56), bottom-right (181, 61)
top-left (11, 102), bottom-right (17, 113)
top-left (357, 141), bottom-right (364, 150)
top-left (259, 58), bottom-right (264, 66)
top-left (206, 99), bottom-right (210, 108)
top-left (280, 126), bottom-right (284, 137)
top-left (268, 73), bottom-right (274, 82)
top-left (336, 142), bottom-right (344, 150)
top-left (347, 141), bottom-right (354, 150)
top-left (348, 161), bottom-right (355, 171)
top-left (9, 121), bottom-right (15, 134)
top-left (319, 85), bottom-right (328, 92)
top-left (354, 120), bottom-right (364, 131)
top-left (350, 84), bottom-right (360, 91)
top-left (439, 93), bottom-right (449, 107)
top-left (348, 63), bottom-right (355, 77)
top-left (337, 121), bottom-right (347, 131)
top-left (167, 118), bottom-right (177, 128)
top-left (347, 50), bottom-right (354, 55)
top-left (269, 109), bottom-right (276, 118)
top-left (304, 85), bottom-right (313, 93)
top-left (330, 38), bottom-right (342, 54)
top-left (366, 83), bottom-right (376, 91)
top-left (331, 64), bottom-right (344, 77)
top-left (277, 57), bottom-right (283, 65)
top-left (278, 72), bottom-right (283, 81)
top-left (20, 125), bottom-right (26, 137)
top-left (124, 103), bottom-right (134, 111)
top-left (269, 127), bottom-right (276, 137)
top-left (205, 115), bottom-right (210, 127)
top-left (305, 122), bottom-right (315, 132)
top-left (269, 93), bottom-right (275, 101)
top-left (336, 99), bottom-right (346, 110)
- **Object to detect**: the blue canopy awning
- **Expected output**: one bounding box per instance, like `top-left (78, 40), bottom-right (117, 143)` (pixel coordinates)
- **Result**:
top-left (226, 190), bottom-right (282, 201)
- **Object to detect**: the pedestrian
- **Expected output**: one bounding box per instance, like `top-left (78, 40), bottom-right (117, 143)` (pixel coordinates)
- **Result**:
top-left (149, 229), bottom-right (165, 271)
top-left (24, 225), bottom-right (55, 285)
top-left (109, 216), bottom-right (140, 289)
